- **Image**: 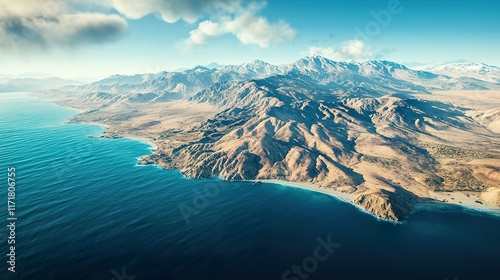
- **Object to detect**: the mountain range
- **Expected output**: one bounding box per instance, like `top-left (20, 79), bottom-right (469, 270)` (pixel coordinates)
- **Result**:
top-left (41, 56), bottom-right (500, 221)
top-left (414, 61), bottom-right (500, 84)
top-left (62, 56), bottom-right (500, 105)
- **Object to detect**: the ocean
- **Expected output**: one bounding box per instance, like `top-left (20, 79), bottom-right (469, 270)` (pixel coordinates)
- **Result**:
top-left (0, 92), bottom-right (499, 280)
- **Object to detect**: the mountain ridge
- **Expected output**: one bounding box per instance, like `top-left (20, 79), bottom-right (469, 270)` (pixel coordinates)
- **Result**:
top-left (59, 57), bottom-right (500, 107)
top-left (39, 56), bottom-right (500, 221)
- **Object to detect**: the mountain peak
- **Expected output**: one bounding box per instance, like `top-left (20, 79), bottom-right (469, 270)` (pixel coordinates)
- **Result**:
top-left (294, 55), bottom-right (336, 68)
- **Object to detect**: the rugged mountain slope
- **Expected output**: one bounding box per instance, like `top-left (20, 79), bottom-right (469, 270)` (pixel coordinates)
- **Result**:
top-left (48, 56), bottom-right (500, 221)
top-left (140, 74), bottom-right (500, 221)
top-left (287, 57), bottom-right (440, 93)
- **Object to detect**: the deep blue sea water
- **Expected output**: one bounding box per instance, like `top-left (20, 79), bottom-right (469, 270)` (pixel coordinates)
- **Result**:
top-left (0, 92), bottom-right (499, 280)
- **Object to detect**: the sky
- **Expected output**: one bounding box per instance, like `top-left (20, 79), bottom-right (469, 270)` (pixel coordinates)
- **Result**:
top-left (1, 0), bottom-right (499, 78)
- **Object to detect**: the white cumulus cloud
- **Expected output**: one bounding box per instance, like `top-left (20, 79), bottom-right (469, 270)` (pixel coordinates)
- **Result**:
top-left (187, 20), bottom-right (225, 45)
top-left (183, 2), bottom-right (296, 48)
top-left (308, 40), bottom-right (377, 61)
top-left (109, 0), bottom-right (296, 47)
top-left (111, 0), bottom-right (239, 23)
top-left (88, 0), bottom-right (296, 48)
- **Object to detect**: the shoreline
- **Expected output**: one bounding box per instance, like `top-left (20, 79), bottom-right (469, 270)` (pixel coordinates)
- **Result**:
top-left (67, 118), bottom-right (160, 152)
top-left (73, 121), bottom-right (500, 220)
top-left (121, 133), bottom-right (159, 151)
top-left (425, 190), bottom-right (500, 212)
top-left (32, 93), bottom-right (500, 221)
top-left (43, 96), bottom-right (161, 153)
top-left (95, 126), bottom-right (159, 152)
top-left (257, 179), bottom-right (353, 201)
top-left (79, 119), bottom-right (500, 220)
top-left (254, 179), bottom-right (500, 220)
top-left (256, 179), bottom-right (404, 223)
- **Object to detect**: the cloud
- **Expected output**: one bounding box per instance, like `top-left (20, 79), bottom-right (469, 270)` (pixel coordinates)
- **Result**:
top-left (0, 0), bottom-right (295, 52)
top-left (111, 0), bottom-right (239, 23)
top-left (0, 0), bottom-right (127, 52)
top-left (186, 20), bottom-right (225, 45)
top-left (308, 40), bottom-right (378, 61)
top-left (224, 12), bottom-right (296, 47)
top-left (112, 0), bottom-right (295, 48)
top-left (184, 2), bottom-right (296, 48)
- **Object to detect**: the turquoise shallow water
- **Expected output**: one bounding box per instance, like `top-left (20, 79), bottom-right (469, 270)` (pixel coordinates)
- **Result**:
top-left (0, 92), bottom-right (499, 280)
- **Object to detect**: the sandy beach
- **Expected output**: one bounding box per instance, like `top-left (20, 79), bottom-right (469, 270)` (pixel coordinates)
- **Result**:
top-left (427, 190), bottom-right (500, 212)
top-left (256, 179), bottom-right (500, 217)
top-left (258, 179), bottom-right (354, 201)
top-left (122, 133), bottom-right (159, 151)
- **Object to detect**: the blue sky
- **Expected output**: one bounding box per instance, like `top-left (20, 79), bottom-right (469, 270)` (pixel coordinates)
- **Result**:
top-left (1, 0), bottom-right (499, 78)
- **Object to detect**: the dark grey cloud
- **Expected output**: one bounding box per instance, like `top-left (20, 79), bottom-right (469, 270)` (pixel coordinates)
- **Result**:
top-left (0, 0), bottom-right (127, 51)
